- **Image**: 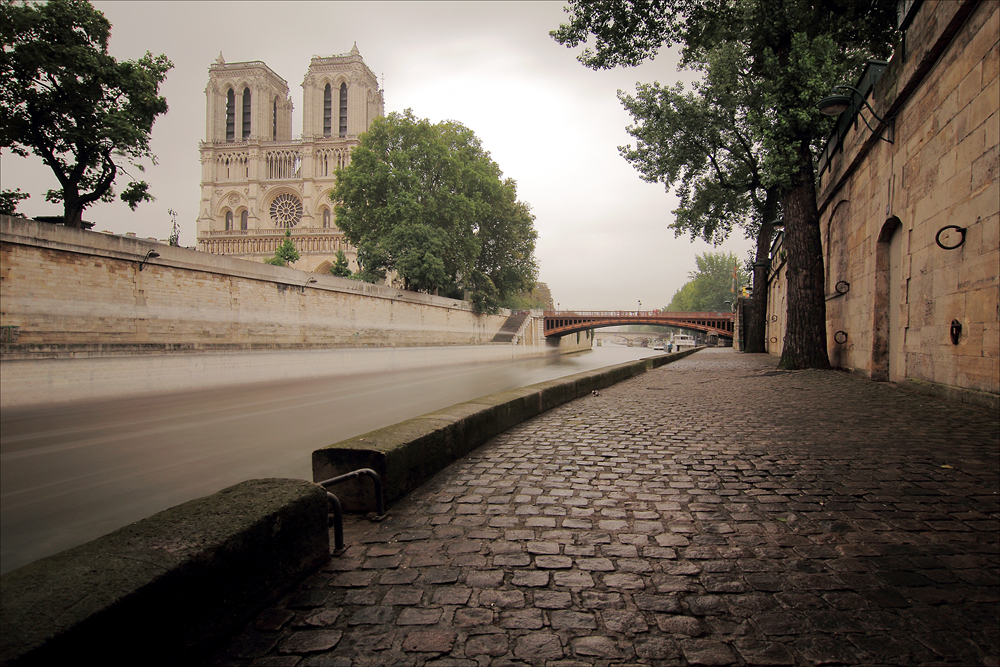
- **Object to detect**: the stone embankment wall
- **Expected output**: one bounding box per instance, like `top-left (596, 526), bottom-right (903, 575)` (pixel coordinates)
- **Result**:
top-left (0, 215), bottom-right (517, 352)
top-left (767, 0), bottom-right (998, 407)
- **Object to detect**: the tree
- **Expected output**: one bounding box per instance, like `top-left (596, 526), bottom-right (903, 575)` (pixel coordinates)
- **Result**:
top-left (330, 249), bottom-right (352, 277)
top-left (0, 0), bottom-right (172, 228)
top-left (552, 0), bottom-right (896, 368)
top-left (0, 189), bottom-right (30, 216)
top-left (504, 282), bottom-right (555, 311)
top-left (618, 41), bottom-right (778, 352)
top-left (265, 230), bottom-right (300, 267)
top-left (332, 109), bottom-right (538, 312)
top-left (666, 252), bottom-right (748, 312)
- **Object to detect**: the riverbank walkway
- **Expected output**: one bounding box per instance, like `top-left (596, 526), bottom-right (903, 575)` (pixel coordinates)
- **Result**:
top-left (206, 348), bottom-right (999, 666)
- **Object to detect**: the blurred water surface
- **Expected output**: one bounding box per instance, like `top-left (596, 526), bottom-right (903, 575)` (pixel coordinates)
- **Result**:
top-left (0, 345), bottom-right (660, 573)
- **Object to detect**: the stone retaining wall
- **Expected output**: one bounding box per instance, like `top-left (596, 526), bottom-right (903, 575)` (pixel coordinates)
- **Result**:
top-left (0, 215), bottom-right (515, 351)
top-left (0, 479), bottom-right (328, 667)
top-left (313, 348), bottom-right (701, 511)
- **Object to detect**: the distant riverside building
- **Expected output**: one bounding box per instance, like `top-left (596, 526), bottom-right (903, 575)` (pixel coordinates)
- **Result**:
top-left (196, 44), bottom-right (384, 273)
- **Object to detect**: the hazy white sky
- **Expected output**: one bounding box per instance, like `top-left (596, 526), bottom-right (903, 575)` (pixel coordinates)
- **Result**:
top-left (1, 1), bottom-right (753, 311)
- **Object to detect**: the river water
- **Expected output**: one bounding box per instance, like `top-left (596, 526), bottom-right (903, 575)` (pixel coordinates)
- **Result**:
top-left (0, 344), bottom-right (660, 574)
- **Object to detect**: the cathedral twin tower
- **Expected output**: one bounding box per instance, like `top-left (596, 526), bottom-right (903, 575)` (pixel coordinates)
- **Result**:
top-left (196, 44), bottom-right (384, 273)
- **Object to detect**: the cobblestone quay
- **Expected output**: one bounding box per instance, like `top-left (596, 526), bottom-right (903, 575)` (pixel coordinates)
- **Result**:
top-left (208, 349), bottom-right (999, 666)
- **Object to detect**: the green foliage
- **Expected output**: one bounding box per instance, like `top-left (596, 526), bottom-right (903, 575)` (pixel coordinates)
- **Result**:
top-left (0, 0), bottom-right (172, 227)
top-left (265, 230), bottom-right (300, 267)
top-left (332, 109), bottom-right (538, 313)
top-left (167, 208), bottom-right (180, 246)
top-left (330, 250), bottom-right (353, 277)
top-left (666, 252), bottom-right (748, 312)
top-left (503, 282), bottom-right (555, 311)
top-left (553, 0), bottom-right (896, 368)
top-left (0, 189), bottom-right (30, 215)
top-left (619, 41), bottom-right (777, 246)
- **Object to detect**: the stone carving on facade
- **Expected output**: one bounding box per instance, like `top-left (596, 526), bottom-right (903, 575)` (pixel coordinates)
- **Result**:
top-left (197, 47), bottom-right (383, 273)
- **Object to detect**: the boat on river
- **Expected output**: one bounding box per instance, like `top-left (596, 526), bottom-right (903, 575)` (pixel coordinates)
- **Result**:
top-left (672, 334), bottom-right (698, 351)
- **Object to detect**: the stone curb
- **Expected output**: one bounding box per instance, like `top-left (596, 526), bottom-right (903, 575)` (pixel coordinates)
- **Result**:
top-left (312, 347), bottom-right (702, 511)
top-left (0, 479), bottom-right (329, 667)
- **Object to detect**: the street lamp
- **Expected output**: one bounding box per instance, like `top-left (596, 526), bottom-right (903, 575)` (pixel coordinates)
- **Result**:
top-left (137, 249), bottom-right (159, 271)
top-left (817, 85), bottom-right (893, 143)
top-left (637, 300), bottom-right (642, 314)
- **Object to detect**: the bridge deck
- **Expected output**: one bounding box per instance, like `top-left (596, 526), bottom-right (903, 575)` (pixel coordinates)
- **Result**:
top-left (543, 310), bottom-right (734, 338)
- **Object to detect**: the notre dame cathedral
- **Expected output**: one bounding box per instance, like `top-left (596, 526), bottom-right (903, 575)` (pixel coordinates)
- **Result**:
top-left (196, 44), bottom-right (383, 273)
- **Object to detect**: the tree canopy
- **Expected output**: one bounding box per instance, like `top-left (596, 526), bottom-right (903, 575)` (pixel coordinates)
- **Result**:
top-left (618, 41), bottom-right (778, 351)
top-left (332, 109), bottom-right (538, 313)
top-left (265, 230), bottom-right (300, 267)
top-left (0, 0), bottom-right (172, 228)
top-left (329, 250), bottom-right (352, 278)
top-left (504, 282), bottom-right (555, 311)
top-left (552, 0), bottom-right (897, 368)
top-left (666, 251), bottom-right (748, 312)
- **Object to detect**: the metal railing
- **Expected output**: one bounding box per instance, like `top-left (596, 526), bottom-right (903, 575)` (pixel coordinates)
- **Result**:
top-left (316, 468), bottom-right (385, 553)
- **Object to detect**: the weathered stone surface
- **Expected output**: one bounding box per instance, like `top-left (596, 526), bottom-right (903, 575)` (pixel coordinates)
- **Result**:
top-left (205, 350), bottom-right (1000, 667)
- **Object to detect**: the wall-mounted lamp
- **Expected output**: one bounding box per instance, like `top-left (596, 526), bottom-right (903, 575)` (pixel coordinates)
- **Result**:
top-left (817, 85), bottom-right (893, 143)
top-left (300, 276), bottom-right (317, 293)
top-left (138, 250), bottom-right (160, 271)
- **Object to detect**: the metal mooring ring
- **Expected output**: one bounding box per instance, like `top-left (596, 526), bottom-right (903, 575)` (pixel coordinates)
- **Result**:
top-left (834, 330), bottom-right (848, 344)
top-left (935, 225), bottom-right (966, 250)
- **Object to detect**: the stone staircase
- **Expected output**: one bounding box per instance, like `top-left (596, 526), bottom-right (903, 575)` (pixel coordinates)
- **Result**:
top-left (490, 312), bottom-right (530, 343)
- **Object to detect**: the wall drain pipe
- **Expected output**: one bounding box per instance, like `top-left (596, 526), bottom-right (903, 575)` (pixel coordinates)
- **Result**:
top-left (317, 468), bottom-right (386, 553)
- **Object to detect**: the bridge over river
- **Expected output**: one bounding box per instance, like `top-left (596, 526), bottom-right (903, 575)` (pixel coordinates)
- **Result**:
top-left (543, 310), bottom-right (734, 339)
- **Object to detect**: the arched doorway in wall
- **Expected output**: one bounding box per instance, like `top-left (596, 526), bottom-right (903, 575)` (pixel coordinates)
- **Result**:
top-left (872, 216), bottom-right (903, 381)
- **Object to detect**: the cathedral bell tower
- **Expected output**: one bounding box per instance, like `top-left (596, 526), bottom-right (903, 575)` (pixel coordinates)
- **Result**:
top-left (196, 47), bottom-right (384, 275)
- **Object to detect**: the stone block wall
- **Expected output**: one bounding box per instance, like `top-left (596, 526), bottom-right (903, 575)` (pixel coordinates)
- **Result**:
top-left (0, 215), bottom-right (518, 353)
top-left (811, 0), bottom-right (997, 403)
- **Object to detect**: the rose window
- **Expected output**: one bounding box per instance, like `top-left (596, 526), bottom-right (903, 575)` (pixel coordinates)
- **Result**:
top-left (270, 193), bottom-right (302, 228)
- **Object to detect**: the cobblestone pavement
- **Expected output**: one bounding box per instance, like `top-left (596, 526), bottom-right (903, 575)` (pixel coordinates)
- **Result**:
top-left (207, 349), bottom-right (1000, 667)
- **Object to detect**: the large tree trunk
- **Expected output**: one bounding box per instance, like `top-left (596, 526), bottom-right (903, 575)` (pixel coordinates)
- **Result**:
top-left (744, 190), bottom-right (778, 353)
top-left (778, 141), bottom-right (830, 370)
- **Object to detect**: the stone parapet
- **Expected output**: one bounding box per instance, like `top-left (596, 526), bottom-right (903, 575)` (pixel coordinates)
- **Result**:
top-left (313, 348), bottom-right (701, 511)
top-left (0, 214), bottom-right (520, 354)
top-left (0, 479), bottom-right (329, 667)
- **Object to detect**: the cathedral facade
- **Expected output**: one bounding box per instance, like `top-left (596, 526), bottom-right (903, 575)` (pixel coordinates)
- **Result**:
top-left (196, 44), bottom-right (384, 273)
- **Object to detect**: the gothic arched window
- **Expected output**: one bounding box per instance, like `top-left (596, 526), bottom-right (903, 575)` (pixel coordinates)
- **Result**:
top-left (225, 88), bottom-right (235, 142)
top-left (323, 84), bottom-right (332, 137)
top-left (242, 88), bottom-right (251, 139)
top-left (323, 208), bottom-right (331, 228)
top-left (272, 98), bottom-right (278, 140)
top-left (225, 210), bottom-right (233, 231)
top-left (240, 210), bottom-right (248, 231)
top-left (339, 83), bottom-right (347, 136)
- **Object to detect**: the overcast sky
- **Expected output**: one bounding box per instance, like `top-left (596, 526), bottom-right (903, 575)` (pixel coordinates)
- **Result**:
top-left (2, 1), bottom-right (753, 311)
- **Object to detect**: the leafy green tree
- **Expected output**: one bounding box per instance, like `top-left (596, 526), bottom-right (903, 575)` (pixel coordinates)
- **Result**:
top-left (0, 189), bottom-right (30, 216)
top-left (666, 252), bottom-right (748, 312)
top-left (619, 41), bottom-right (778, 352)
top-left (332, 109), bottom-right (537, 312)
top-left (552, 0), bottom-right (896, 369)
top-left (503, 282), bottom-right (555, 311)
top-left (0, 0), bottom-right (172, 228)
top-left (265, 230), bottom-right (300, 267)
top-left (330, 249), bottom-right (352, 277)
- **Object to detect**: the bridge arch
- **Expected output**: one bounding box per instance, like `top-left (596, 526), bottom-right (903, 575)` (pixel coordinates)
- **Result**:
top-left (542, 311), bottom-right (734, 338)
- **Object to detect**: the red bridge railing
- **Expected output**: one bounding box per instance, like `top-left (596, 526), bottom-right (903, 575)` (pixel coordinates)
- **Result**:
top-left (541, 311), bottom-right (734, 338)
